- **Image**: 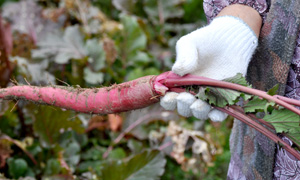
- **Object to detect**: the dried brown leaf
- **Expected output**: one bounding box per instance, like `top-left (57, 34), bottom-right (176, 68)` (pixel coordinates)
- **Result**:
top-left (42, 8), bottom-right (66, 22)
top-left (0, 135), bottom-right (37, 165)
top-left (108, 114), bottom-right (123, 132)
top-left (0, 139), bottom-right (12, 168)
top-left (86, 115), bottom-right (108, 132)
top-left (101, 21), bottom-right (122, 34)
top-left (103, 37), bottom-right (118, 64)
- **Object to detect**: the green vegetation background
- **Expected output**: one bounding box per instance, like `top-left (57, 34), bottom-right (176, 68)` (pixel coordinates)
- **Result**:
top-left (0, 0), bottom-right (232, 179)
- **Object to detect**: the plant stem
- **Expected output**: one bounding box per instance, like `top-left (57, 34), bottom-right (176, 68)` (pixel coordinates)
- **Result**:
top-left (103, 111), bottom-right (165, 159)
top-left (215, 106), bottom-right (300, 160)
top-left (1, 135), bottom-right (37, 165)
top-left (274, 95), bottom-right (300, 107)
top-left (158, 72), bottom-right (300, 116)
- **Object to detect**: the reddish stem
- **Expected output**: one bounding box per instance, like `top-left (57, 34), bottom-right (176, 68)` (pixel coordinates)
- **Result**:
top-left (157, 72), bottom-right (300, 116)
top-left (274, 95), bottom-right (300, 107)
top-left (103, 111), bottom-right (167, 159)
top-left (1, 135), bottom-right (37, 165)
top-left (248, 114), bottom-right (274, 130)
top-left (215, 106), bottom-right (300, 160)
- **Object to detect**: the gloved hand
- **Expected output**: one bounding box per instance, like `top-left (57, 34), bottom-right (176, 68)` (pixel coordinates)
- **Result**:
top-left (160, 16), bottom-right (258, 121)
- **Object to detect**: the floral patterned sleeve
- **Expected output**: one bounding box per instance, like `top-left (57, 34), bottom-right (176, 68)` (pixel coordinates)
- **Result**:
top-left (203, 0), bottom-right (270, 23)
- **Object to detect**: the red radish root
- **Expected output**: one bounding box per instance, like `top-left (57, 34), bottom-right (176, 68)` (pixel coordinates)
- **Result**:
top-left (0, 75), bottom-right (160, 114)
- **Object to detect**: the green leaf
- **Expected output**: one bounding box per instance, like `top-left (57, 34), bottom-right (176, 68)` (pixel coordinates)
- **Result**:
top-left (264, 109), bottom-right (300, 145)
top-left (121, 15), bottom-right (147, 55)
top-left (45, 159), bottom-right (61, 175)
top-left (9, 56), bottom-right (56, 84)
top-left (81, 146), bottom-right (106, 160)
top-left (32, 25), bottom-right (86, 64)
top-left (84, 67), bottom-right (104, 85)
top-left (244, 96), bottom-right (276, 113)
top-left (0, 104), bottom-right (19, 137)
top-left (183, 0), bottom-right (206, 23)
top-left (244, 96), bottom-right (268, 113)
top-left (101, 150), bottom-right (166, 180)
top-left (127, 139), bottom-right (143, 154)
top-left (267, 84), bottom-right (279, 96)
top-left (130, 51), bottom-right (151, 64)
top-left (62, 140), bottom-right (81, 168)
top-left (8, 158), bottom-right (28, 179)
top-left (77, 160), bottom-right (103, 173)
top-left (108, 147), bottom-right (127, 160)
top-left (127, 67), bottom-right (160, 81)
top-left (198, 73), bottom-right (252, 107)
top-left (223, 74), bottom-right (252, 101)
top-left (200, 87), bottom-right (243, 107)
top-left (27, 142), bottom-right (42, 156)
top-left (33, 106), bottom-right (84, 148)
top-left (144, 0), bottom-right (184, 24)
top-left (85, 39), bottom-right (106, 71)
top-left (222, 73), bottom-right (251, 87)
top-left (264, 101), bottom-right (276, 113)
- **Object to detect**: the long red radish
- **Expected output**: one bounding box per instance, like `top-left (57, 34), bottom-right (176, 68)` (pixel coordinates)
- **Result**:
top-left (0, 75), bottom-right (160, 114)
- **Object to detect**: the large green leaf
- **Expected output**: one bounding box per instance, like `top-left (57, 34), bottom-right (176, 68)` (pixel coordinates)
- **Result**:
top-left (183, 0), bottom-right (206, 23)
top-left (101, 150), bottom-right (166, 180)
top-left (222, 73), bottom-right (251, 87)
top-left (33, 106), bottom-right (84, 147)
top-left (10, 56), bottom-right (56, 85)
top-left (44, 158), bottom-right (61, 175)
top-left (127, 67), bottom-right (160, 81)
top-left (244, 96), bottom-right (268, 113)
top-left (7, 158), bottom-right (28, 179)
top-left (85, 39), bottom-right (106, 71)
top-left (264, 109), bottom-right (300, 145)
top-left (121, 15), bottom-right (147, 58)
top-left (77, 160), bottom-right (103, 174)
top-left (0, 104), bottom-right (19, 137)
top-left (198, 73), bottom-right (252, 107)
top-left (127, 139), bottom-right (143, 154)
top-left (201, 87), bottom-right (244, 107)
top-left (84, 67), bottom-right (104, 85)
top-left (62, 140), bottom-right (81, 168)
top-left (108, 148), bottom-right (127, 160)
top-left (81, 145), bottom-right (106, 160)
top-left (32, 26), bottom-right (86, 64)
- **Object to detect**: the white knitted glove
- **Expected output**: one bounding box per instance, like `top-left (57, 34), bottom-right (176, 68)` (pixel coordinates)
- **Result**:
top-left (160, 16), bottom-right (258, 121)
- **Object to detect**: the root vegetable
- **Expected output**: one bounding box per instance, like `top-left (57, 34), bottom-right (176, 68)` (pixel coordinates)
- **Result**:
top-left (0, 75), bottom-right (160, 114)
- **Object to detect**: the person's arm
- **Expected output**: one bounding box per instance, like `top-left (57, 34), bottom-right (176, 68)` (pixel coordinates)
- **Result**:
top-left (217, 4), bottom-right (262, 37)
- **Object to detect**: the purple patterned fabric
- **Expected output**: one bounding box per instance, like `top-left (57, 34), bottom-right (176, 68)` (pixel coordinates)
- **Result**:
top-left (273, 136), bottom-right (300, 179)
top-left (203, 0), bottom-right (269, 23)
top-left (203, 0), bottom-right (300, 179)
top-left (285, 35), bottom-right (300, 102)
